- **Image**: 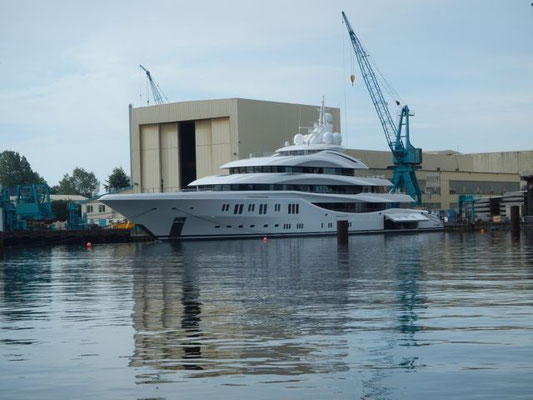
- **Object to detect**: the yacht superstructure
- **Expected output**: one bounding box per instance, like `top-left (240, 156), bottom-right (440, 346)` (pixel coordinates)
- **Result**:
top-left (100, 100), bottom-right (442, 240)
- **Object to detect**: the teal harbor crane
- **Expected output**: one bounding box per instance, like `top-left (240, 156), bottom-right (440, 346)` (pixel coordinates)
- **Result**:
top-left (139, 65), bottom-right (169, 105)
top-left (66, 202), bottom-right (87, 230)
top-left (342, 11), bottom-right (422, 205)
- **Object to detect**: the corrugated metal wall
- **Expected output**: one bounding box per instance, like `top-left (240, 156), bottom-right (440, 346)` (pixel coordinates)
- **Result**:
top-left (195, 119), bottom-right (213, 179)
top-left (195, 117), bottom-right (232, 178)
top-left (160, 123), bottom-right (179, 192)
top-left (140, 124), bottom-right (160, 193)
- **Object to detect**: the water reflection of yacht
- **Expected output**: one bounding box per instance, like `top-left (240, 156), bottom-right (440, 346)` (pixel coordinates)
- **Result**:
top-left (128, 240), bottom-right (350, 379)
top-left (101, 100), bottom-right (442, 240)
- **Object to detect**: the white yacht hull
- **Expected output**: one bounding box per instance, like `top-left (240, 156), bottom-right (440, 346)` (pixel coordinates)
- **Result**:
top-left (101, 191), bottom-right (443, 240)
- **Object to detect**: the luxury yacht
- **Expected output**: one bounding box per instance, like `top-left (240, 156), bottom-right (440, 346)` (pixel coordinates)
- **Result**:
top-left (100, 101), bottom-right (442, 240)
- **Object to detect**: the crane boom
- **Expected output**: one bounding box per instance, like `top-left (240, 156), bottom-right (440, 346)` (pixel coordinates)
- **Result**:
top-left (341, 11), bottom-right (422, 204)
top-left (139, 65), bottom-right (168, 105)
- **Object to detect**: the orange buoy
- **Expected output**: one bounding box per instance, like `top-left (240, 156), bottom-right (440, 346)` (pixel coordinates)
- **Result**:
top-left (480, 229), bottom-right (484, 234)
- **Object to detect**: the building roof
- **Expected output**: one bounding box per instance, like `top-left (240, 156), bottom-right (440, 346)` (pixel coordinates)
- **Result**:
top-left (10, 194), bottom-right (88, 202)
top-left (50, 194), bottom-right (87, 201)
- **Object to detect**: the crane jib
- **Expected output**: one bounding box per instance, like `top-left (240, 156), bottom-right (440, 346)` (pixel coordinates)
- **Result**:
top-left (342, 11), bottom-right (423, 205)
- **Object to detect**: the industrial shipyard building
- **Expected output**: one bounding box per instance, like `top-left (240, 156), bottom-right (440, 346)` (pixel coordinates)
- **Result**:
top-left (128, 98), bottom-right (532, 212)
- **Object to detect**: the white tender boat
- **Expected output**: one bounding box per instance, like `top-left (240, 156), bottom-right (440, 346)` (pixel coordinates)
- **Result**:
top-left (100, 101), bottom-right (442, 240)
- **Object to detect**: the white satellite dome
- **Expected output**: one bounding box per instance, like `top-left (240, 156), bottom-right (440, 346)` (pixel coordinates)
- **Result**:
top-left (332, 132), bottom-right (342, 145)
top-left (323, 132), bottom-right (333, 144)
top-left (324, 113), bottom-right (333, 124)
top-left (293, 133), bottom-right (304, 145)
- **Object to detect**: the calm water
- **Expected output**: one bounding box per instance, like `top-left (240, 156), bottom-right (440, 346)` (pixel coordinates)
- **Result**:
top-left (1, 231), bottom-right (532, 399)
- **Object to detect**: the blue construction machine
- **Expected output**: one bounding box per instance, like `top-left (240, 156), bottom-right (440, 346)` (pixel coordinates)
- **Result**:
top-left (0, 184), bottom-right (55, 231)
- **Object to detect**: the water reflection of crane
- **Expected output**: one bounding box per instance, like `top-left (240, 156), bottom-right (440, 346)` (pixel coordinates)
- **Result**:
top-left (350, 234), bottom-right (427, 399)
top-left (394, 241), bottom-right (425, 371)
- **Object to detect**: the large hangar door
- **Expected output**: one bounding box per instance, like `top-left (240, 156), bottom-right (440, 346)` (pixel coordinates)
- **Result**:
top-left (195, 117), bottom-right (232, 180)
top-left (178, 121), bottom-right (197, 187)
top-left (140, 124), bottom-right (160, 193)
top-left (211, 118), bottom-right (232, 174)
top-left (160, 123), bottom-right (179, 192)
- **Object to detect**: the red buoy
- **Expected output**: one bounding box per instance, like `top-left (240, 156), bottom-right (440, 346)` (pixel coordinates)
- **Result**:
top-left (262, 236), bottom-right (268, 242)
top-left (86, 242), bottom-right (92, 249)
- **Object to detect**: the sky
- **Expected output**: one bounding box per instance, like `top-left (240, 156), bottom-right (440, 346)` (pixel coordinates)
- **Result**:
top-left (1, 0), bottom-right (532, 188)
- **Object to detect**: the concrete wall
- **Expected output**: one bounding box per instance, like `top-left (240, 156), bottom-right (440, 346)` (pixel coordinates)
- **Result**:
top-left (236, 99), bottom-right (341, 158)
top-left (470, 151), bottom-right (533, 174)
top-left (195, 117), bottom-right (232, 178)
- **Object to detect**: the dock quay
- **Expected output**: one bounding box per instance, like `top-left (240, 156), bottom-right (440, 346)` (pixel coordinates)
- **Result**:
top-left (0, 229), bottom-right (151, 249)
top-left (444, 218), bottom-right (533, 232)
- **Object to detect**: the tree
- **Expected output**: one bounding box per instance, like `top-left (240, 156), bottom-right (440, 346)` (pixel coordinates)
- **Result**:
top-left (56, 167), bottom-right (99, 198)
top-left (0, 150), bottom-right (47, 190)
top-left (104, 166), bottom-right (131, 192)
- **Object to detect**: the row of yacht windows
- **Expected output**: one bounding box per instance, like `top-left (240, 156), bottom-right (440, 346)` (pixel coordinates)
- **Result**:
top-left (213, 223), bottom-right (304, 230)
top-left (313, 202), bottom-right (410, 213)
top-left (221, 201), bottom-right (400, 215)
top-left (197, 184), bottom-right (388, 194)
top-left (222, 202), bottom-right (300, 215)
top-left (229, 166), bottom-right (355, 176)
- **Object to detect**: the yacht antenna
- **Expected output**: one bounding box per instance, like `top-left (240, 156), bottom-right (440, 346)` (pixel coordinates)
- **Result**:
top-left (319, 96), bottom-right (325, 125)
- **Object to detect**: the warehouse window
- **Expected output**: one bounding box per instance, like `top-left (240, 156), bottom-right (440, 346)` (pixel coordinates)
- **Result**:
top-left (98, 205), bottom-right (105, 212)
top-left (86, 205), bottom-right (93, 213)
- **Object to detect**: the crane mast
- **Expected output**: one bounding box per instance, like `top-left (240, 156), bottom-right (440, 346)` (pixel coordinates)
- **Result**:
top-left (139, 65), bottom-right (168, 105)
top-left (342, 11), bottom-right (422, 205)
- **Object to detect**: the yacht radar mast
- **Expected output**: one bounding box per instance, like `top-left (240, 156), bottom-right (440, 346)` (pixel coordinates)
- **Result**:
top-left (292, 98), bottom-right (342, 147)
